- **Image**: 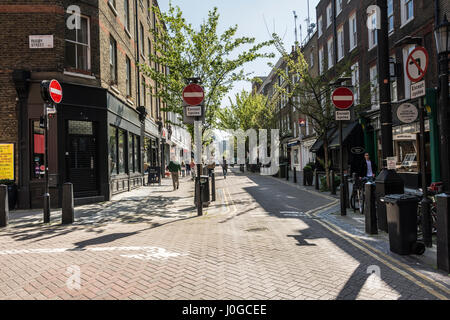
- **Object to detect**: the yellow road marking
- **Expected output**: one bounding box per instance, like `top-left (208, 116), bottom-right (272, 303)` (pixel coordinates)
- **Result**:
top-left (309, 206), bottom-right (449, 299)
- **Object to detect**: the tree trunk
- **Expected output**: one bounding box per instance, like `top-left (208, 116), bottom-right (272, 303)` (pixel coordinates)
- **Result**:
top-left (323, 136), bottom-right (330, 189)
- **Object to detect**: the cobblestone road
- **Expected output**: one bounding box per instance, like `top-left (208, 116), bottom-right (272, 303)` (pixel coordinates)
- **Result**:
top-left (0, 169), bottom-right (449, 300)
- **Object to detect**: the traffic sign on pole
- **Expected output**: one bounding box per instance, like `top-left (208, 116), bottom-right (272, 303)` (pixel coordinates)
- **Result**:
top-left (406, 46), bottom-right (429, 83)
top-left (182, 83), bottom-right (204, 106)
top-left (332, 87), bottom-right (354, 110)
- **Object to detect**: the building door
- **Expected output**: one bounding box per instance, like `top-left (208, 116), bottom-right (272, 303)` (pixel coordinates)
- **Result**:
top-left (67, 120), bottom-right (98, 197)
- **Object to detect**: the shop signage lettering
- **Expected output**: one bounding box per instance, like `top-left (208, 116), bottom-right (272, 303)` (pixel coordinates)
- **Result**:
top-left (0, 144), bottom-right (14, 180)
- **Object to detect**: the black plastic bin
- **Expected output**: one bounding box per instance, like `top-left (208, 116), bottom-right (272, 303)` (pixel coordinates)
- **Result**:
top-left (381, 194), bottom-right (424, 255)
top-left (195, 175), bottom-right (210, 207)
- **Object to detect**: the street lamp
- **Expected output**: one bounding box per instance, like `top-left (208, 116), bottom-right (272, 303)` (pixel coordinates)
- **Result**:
top-left (435, 14), bottom-right (450, 273)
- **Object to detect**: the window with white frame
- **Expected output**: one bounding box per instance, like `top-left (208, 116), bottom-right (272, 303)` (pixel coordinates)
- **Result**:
top-left (326, 3), bottom-right (332, 27)
top-left (336, 0), bottom-right (342, 15)
top-left (126, 56), bottom-right (131, 96)
top-left (65, 15), bottom-right (90, 71)
top-left (319, 47), bottom-right (324, 74)
top-left (369, 65), bottom-right (379, 108)
top-left (140, 23), bottom-right (145, 55)
top-left (337, 27), bottom-right (344, 61)
top-left (349, 13), bottom-right (357, 51)
top-left (403, 45), bottom-right (415, 99)
top-left (109, 36), bottom-right (117, 84)
top-left (388, 0), bottom-right (394, 33)
top-left (401, 0), bottom-right (414, 26)
top-left (351, 62), bottom-right (359, 104)
top-left (318, 16), bottom-right (323, 37)
top-left (368, 11), bottom-right (377, 49)
top-left (327, 37), bottom-right (334, 69)
top-left (310, 52), bottom-right (314, 67)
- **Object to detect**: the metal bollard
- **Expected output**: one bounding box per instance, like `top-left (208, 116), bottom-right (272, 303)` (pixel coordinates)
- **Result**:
top-left (303, 169), bottom-right (306, 186)
top-left (286, 165), bottom-right (289, 181)
top-left (330, 170), bottom-right (336, 195)
top-left (62, 182), bottom-right (74, 224)
top-left (436, 194), bottom-right (450, 272)
top-left (211, 171), bottom-right (216, 202)
top-left (344, 174), bottom-right (350, 208)
top-left (364, 182), bottom-right (378, 234)
top-left (0, 185), bottom-right (8, 227)
top-left (293, 167), bottom-right (297, 184)
top-left (314, 170), bottom-right (319, 190)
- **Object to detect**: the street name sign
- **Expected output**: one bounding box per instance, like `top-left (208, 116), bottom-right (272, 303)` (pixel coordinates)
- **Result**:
top-left (397, 103), bottom-right (418, 123)
top-left (335, 110), bottom-right (351, 121)
top-left (29, 35), bottom-right (54, 49)
top-left (332, 87), bottom-right (354, 110)
top-left (406, 46), bottom-right (429, 83)
top-left (411, 80), bottom-right (426, 99)
top-left (182, 83), bottom-right (204, 106)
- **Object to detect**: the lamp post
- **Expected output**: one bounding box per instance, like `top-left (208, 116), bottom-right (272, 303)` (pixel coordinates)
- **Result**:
top-left (434, 14), bottom-right (450, 272)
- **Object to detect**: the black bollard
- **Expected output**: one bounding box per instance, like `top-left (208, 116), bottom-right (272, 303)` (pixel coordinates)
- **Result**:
top-left (330, 170), bottom-right (336, 195)
top-left (303, 169), bottom-right (306, 186)
top-left (344, 174), bottom-right (350, 208)
top-left (286, 165), bottom-right (289, 181)
top-left (0, 185), bottom-right (8, 227)
top-left (364, 182), bottom-right (378, 235)
top-left (293, 167), bottom-right (297, 184)
top-left (314, 170), bottom-right (319, 190)
top-left (62, 182), bottom-right (74, 224)
top-left (211, 171), bottom-right (216, 202)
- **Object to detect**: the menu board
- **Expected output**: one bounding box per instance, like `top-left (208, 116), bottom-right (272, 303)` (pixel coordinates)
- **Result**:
top-left (0, 144), bottom-right (14, 180)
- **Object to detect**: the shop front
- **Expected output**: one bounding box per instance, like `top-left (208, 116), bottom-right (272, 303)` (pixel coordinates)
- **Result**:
top-left (287, 139), bottom-right (300, 171)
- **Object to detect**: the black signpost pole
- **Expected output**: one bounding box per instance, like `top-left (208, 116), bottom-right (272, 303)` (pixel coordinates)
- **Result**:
top-left (43, 103), bottom-right (50, 223)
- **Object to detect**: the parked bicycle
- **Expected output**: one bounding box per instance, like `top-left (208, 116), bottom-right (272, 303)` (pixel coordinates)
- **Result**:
top-left (417, 186), bottom-right (438, 236)
top-left (350, 176), bottom-right (373, 214)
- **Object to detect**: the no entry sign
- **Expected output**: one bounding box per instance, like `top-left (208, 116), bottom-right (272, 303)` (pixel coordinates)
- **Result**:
top-left (332, 87), bottom-right (354, 110)
top-left (48, 80), bottom-right (62, 104)
top-left (182, 83), bottom-right (204, 106)
top-left (406, 46), bottom-right (429, 83)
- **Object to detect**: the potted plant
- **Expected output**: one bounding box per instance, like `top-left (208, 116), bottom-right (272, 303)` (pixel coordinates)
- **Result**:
top-left (303, 165), bottom-right (314, 186)
top-left (0, 179), bottom-right (17, 210)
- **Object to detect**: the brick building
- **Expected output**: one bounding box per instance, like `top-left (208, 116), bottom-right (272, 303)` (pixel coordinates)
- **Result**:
top-left (0, 0), bottom-right (188, 209)
top-left (313, 0), bottom-right (440, 188)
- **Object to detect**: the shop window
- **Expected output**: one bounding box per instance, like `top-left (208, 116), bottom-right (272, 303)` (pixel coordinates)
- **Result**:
top-left (109, 125), bottom-right (117, 175)
top-left (134, 135), bottom-right (140, 172)
top-left (129, 133), bottom-right (134, 173)
top-left (31, 120), bottom-right (45, 180)
top-left (118, 129), bottom-right (126, 173)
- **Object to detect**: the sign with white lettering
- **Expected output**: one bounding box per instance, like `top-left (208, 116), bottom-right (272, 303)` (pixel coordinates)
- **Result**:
top-left (411, 80), bottom-right (426, 99)
top-left (29, 35), bottom-right (54, 49)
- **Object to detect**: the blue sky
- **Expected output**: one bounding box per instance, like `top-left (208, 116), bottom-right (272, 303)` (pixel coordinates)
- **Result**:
top-left (159, 0), bottom-right (319, 108)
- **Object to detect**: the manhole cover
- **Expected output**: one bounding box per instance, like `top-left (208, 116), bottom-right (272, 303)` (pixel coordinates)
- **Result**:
top-left (245, 227), bottom-right (268, 232)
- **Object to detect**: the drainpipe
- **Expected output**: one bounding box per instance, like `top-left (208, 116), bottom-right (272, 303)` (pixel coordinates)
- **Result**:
top-left (135, 0), bottom-right (141, 107)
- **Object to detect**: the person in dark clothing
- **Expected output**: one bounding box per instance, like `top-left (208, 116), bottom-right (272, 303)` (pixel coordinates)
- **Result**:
top-left (360, 153), bottom-right (377, 179)
top-left (222, 157), bottom-right (228, 178)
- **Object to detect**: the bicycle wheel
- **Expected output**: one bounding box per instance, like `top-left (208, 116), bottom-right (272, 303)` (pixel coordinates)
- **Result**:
top-left (350, 193), bottom-right (358, 210)
top-left (358, 191), bottom-right (365, 214)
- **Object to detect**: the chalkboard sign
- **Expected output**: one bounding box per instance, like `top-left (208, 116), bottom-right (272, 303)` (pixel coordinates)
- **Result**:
top-left (148, 166), bottom-right (161, 184)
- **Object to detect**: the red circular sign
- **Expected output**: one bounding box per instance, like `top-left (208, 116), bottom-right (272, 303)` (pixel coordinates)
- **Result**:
top-left (332, 87), bottom-right (354, 109)
top-left (406, 46), bottom-right (429, 83)
top-left (49, 79), bottom-right (62, 104)
top-left (40, 165), bottom-right (45, 171)
top-left (182, 83), bottom-right (204, 106)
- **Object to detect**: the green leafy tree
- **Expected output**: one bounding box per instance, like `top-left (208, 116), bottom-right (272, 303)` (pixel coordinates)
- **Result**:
top-left (140, 3), bottom-right (274, 140)
top-left (270, 33), bottom-right (371, 188)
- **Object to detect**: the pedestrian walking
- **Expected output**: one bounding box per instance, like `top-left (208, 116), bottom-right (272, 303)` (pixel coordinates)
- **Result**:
top-left (167, 159), bottom-right (181, 190)
top-left (185, 161), bottom-right (191, 176)
top-left (222, 156), bottom-right (228, 179)
top-left (360, 153), bottom-right (377, 181)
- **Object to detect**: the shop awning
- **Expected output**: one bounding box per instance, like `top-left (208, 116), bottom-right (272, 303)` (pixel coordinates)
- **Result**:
top-left (310, 128), bottom-right (336, 153)
top-left (329, 121), bottom-right (361, 149)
